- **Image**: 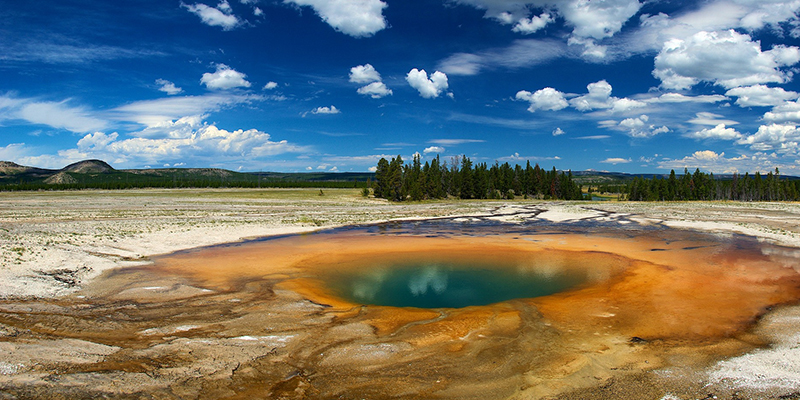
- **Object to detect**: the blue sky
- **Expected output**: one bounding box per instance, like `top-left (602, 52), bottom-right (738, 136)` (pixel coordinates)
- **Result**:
top-left (3, 0), bottom-right (800, 174)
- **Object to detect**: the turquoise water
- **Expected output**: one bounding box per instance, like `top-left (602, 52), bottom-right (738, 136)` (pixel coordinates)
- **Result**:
top-left (327, 262), bottom-right (588, 309)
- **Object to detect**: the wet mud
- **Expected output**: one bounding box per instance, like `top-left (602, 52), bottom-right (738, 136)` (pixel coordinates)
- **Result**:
top-left (1, 219), bottom-right (800, 399)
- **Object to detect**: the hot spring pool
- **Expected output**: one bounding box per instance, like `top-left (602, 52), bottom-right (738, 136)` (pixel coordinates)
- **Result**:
top-left (324, 261), bottom-right (589, 308)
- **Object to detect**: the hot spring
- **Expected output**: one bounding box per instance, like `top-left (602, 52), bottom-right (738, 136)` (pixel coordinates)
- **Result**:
top-left (4, 217), bottom-right (800, 400)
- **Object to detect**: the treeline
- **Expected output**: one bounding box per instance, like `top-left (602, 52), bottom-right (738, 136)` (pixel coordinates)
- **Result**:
top-left (626, 168), bottom-right (800, 201)
top-left (373, 154), bottom-right (584, 201)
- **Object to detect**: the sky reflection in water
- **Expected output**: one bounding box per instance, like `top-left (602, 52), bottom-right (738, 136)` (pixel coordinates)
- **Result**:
top-left (328, 261), bottom-right (589, 309)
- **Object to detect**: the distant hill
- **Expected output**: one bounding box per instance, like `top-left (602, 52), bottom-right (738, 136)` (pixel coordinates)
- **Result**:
top-left (0, 160), bottom-right (374, 190)
top-left (62, 159), bottom-right (114, 174)
top-left (0, 161), bottom-right (56, 177)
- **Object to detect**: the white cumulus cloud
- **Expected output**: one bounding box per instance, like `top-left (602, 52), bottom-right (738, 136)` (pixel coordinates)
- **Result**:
top-left (0, 93), bottom-right (312, 169)
top-left (725, 84), bottom-right (799, 107)
top-left (512, 13), bottom-right (553, 34)
top-left (77, 131), bottom-right (119, 150)
top-left (406, 68), bottom-right (449, 99)
top-left (201, 64), bottom-right (251, 90)
top-left (618, 1), bottom-right (800, 62)
top-left (156, 79), bottom-right (183, 95)
top-left (311, 105), bottom-right (341, 114)
top-left (182, 1), bottom-right (242, 30)
top-left (552, 127), bottom-right (565, 136)
top-left (515, 80), bottom-right (645, 114)
top-left (263, 81), bottom-right (278, 90)
top-left (600, 157), bottom-right (631, 164)
top-left (88, 124), bottom-right (305, 165)
top-left (567, 36), bottom-right (608, 60)
top-left (764, 99), bottom-right (800, 123)
top-left (349, 64), bottom-right (382, 84)
top-left (515, 87), bottom-right (568, 112)
top-left (737, 123), bottom-right (800, 153)
top-left (350, 64), bottom-right (392, 98)
top-left (561, 0), bottom-right (642, 39)
top-left (423, 146), bottom-right (445, 154)
top-left (693, 150), bottom-right (722, 161)
top-left (653, 30), bottom-right (800, 90)
top-left (451, 0), bottom-right (641, 40)
top-left (285, 0), bottom-right (388, 38)
top-left (569, 80), bottom-right (611, 111)
top-left (30, 118), bottom-right (307, 169)
top-left (357, 82), bottom-right (392, 98)
top-left (569, 80), bottom-right (645, 112)
top-left (614, 115), bottom-right (669, 138)
top-left (686, 124), bottom-right (743, 140)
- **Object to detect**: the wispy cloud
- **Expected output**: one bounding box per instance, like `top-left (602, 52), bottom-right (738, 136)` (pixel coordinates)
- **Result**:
top-left (687, 112), bottom-right (740, 126)
top-left (439, 39), bottom-right (571, 76)
top-left (572, 135), bottom-right (610, 140)
top-left (109, 94), bottom-right (264, 128)
top-left (0, 41), bottom-right (165, 64)
top-left (0, 95), bottom-right (109, 133)
top-left (428, 138), bottom-right (485, 146)
top-left (447, 112), bottom-right (545, 130)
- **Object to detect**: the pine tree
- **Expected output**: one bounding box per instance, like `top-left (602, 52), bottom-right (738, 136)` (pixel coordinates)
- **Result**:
top-left (374, 158), bottom-right (389, 198)
top-left (459, 156), bottom-right (474, 199)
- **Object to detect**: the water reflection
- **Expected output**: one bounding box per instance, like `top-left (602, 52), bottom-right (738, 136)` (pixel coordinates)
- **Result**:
top-left (350, 269), bottom-right (387, 302)
top-left (407, 266), bottom-right (448, 296)
top-left (328, 261), bottom-right (589, 309)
